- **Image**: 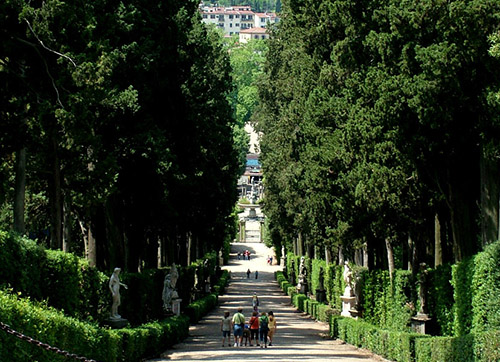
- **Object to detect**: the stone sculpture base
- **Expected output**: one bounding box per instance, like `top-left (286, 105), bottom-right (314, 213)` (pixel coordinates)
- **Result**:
top-left (172, 298), bottom-right (182, 316)
top-left (340, 295), bottom-right (356, 317)
top-left (105, 318), bottom-right (129, 329)
top-left (411, 313), bottom-right (431, 334)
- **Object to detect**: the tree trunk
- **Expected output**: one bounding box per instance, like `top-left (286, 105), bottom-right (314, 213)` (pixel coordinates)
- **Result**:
top-left (434, 213), bottom-right (443, 267)
top-left (480, 151), bottom-right (500, 247)
top-left (325, 246), bottom-right (332, 265)
top-left (49, 137), bottom-right (63, 250)
top-left (187, 231), bottom-right (192, 266)
top-left (79, 218), bottom-right (97, 267)
top-left (385, 238), bottom-right (395, 280)
top-left (13, 147), bottom-right (26, 234)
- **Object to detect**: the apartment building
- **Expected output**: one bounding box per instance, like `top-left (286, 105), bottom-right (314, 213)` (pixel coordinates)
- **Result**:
top-left (200, 5), bottom-right (278, 36)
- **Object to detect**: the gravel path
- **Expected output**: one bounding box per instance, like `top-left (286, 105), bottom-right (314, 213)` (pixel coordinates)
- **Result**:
top-left (148, 242), bottom-right (387, 362)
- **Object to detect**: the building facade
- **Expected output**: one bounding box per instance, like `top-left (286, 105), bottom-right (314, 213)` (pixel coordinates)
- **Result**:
top-left (200, 5), bottom-right (278, 37)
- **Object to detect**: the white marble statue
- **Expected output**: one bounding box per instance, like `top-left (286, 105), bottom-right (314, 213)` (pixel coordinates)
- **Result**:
top-left (109, 268), bottom-right (128, 320)
top-left (343, 261), bottom-right (354, 297)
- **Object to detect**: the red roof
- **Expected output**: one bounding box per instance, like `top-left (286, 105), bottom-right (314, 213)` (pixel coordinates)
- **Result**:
top-left (240, 27), bottom-right (267, 34)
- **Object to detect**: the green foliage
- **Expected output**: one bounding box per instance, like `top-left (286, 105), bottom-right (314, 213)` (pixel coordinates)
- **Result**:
top-left (331, 316), bottom-right (427, 362)
top-left (292, 293), bottom-right (307, 312)
top-left (452, 240), bottom-right (500, 336)
top-left (0, 288), bottom-right (190, 362)
top-left (184, 293), bottom-right (218, 324)
top-left (427, 265), bottom-right (455, 336)
top-left (325, 264), bottom-right (343, 310)
top-left (311, 258), bottom-right (326, 295)
top-left (360, 269), bottom-right (414, 332)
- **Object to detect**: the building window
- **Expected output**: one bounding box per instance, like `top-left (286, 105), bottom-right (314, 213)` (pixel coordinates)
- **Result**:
top-left (254, 35), bottom-right (258, 39)
top-left (203, 14), bottom-right (207, 19)
top-left (229, 14), bottom-right (233, 19)
top-left (248, 15), bottom-right (253, 20)
top-left (236, 23), bottom-right (239, 27)
top-left (230, 23), bottom-right (233, 27)
top-left (242, 15), bottom-right (246, 19)
top-left (230, 32), bottom-right (233, 35)
top-left (236, 15), bottom-right (240, 18)
top-left (218, 15), bottom-right (224, 21)
top-left (210, 14), bottom-right (215, 19)
top-left (218, 23), bottom-right (224, 28)
top-left (262, 35), bottom-right (266, 39)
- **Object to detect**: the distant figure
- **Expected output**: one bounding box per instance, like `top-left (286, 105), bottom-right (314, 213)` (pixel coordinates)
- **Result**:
top-left (259, 312), bottom-right (269, 348)
top-left (255, 270), bottom-right (259, 279)
top-left (238, 252), bottom-right (241, 260)
top-left (247, 269), bottom-right (251, 278)
top-left (267, 311), bottom-right (277, 346)
top-left (232, 308), bottom-right (246, 347)
top-left (109, 268), bottom-right (128, 320)
top-left (249, 311), bottom-right (260, 346)
top-left (252, 293), bottom-right (259, 310)
top-left (221, 311), bottom-right (232, 347)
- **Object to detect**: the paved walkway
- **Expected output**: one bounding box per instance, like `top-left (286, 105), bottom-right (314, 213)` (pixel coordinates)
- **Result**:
top-left (149, 242), bottom-right (386, 362)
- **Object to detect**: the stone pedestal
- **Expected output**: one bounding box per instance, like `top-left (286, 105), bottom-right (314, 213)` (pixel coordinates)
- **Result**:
top-left (411, 313), bottom-right (431, 334)
top-left (340, 296), bottom-right (356, 317)
top-left (249, 207), bottom-right (257, 218)
top-left (172, 299), bottom-right (182, 316)
top-left (105, 318), bottom-right (129, 329)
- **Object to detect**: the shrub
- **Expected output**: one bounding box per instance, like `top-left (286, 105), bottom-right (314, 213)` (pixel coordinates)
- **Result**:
top-left (0, 288), bottom-right (190, 362)
top-left (292, 293), bottom-right (307, 312)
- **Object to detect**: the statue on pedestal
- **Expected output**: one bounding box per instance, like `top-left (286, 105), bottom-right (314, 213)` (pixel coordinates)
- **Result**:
top-left (297, 256), bottom-right (308, 294)
top-left (109, 268), bottom-right (128, 320)
top-left (343, 261), bottom-right (354, 297)
top-left (163, 264), bottom-right (180, 313)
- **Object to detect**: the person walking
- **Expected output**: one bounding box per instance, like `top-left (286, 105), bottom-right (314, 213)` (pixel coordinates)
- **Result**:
top-left (252, 293), bottom-right (259, 310)
top-left (267, 311), bottom-right (277, 346)
top-left (259, 312), bottom-right (269, 348)
top-left (248, 311), bottom-right (259, 346)
top-left (247, 269), bottom-right (251, 278)
top-left (232, 308), bottom-right (245, 347)
top-left (255, 270), bottom-right (259, 279)
top-left (221, 311), bottom-right (232, 347)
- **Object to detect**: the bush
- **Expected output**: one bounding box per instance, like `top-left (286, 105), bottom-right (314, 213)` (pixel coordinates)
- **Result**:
top-left (331, 316), bottom-right (426, 362)
top-left (292, 293), bottom-right (307, 312)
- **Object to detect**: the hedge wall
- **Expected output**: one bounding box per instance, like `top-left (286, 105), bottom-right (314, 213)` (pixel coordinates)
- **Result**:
top-left (0, 289), bottom-right (189, 362)
top-left (452, 240), bottom-right (500, 336)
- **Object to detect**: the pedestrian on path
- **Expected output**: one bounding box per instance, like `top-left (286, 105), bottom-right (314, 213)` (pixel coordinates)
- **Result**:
top-left (259, 312), bottom-right (269, 348)
top-left (255, 270), bottom-right (259, 279)
top-left (221, 311), bottom-right (232, 347)
top-left (247, 269), bottom-right (251, 278)
top-left (267, 311), bottom-right (277, 346)
top-left (232, 308), bottom-right (245, 347)
top-left (252, 293), bottom-right (259, 310)
top-left (248, 311), bottom-right (259, 346)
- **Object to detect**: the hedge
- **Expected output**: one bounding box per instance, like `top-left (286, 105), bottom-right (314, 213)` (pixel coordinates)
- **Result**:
top-left (0, 289), bottom-right (189, 362)
top-left (331, 316), bottom-right (426, 362)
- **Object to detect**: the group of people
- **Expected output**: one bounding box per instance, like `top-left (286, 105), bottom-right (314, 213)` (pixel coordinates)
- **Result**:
top-left (221, 307), bottom-right (277, 348)
top-left (246, 268), bottom-right (258, 279)
top-left (237, 250), bottom-right (252, 260)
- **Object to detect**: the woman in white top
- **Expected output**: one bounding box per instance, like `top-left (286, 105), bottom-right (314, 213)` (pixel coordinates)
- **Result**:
top-left (221, 311), bottom-right (232, 346)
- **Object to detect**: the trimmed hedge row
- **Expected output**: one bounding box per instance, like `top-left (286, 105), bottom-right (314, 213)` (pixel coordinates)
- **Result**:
top-left (276, 271), bottom-right (335, 323)
top-left (330, 316), bottom-right (424, 362)
top-left (0, 289), bottom-right (189, 362)
top-left (330, 316), bottom-right (500, 362)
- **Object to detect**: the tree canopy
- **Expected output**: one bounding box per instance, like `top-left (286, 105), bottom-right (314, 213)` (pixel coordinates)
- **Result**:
top-left (256, 0), bottom-right (500, 269)
top-left (0, 0), bottom-right (240, 270)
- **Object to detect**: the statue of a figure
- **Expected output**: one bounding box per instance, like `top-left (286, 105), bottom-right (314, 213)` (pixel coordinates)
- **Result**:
top-left (299, 256), bottom-right (307, 277)
top-left (297, 256), bottom-right (308, 293)
top-left (163, 264), bottom-right (179, 312)
top-left (109, 268), bottom-right (128, 320)
top-left (418, 263), bottom-right (428, 315)
top-left (343, 261), bottom-right (353, 297)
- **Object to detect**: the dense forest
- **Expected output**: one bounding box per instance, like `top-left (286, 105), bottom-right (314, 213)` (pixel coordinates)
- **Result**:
top-left (256, 0), bottom-right (500, 270)
top-left (0, 0), bottom-right (242, 271)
